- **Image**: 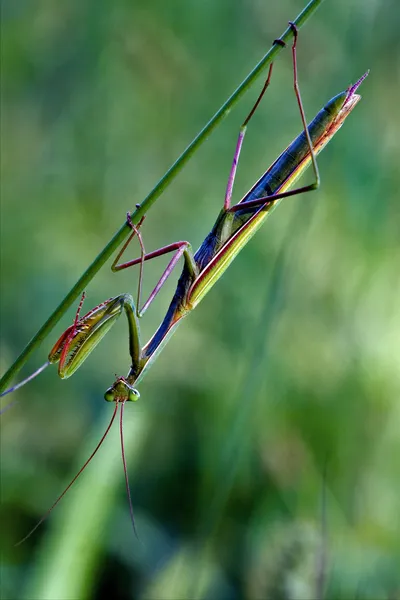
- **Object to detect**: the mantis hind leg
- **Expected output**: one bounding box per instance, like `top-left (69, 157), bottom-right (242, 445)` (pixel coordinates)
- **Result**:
top-left (222, 23), bottom-right (317, 213)
top-left (223, 61), bottom-right (275, 211)
top-left (227, 22), bottom-right (321, 216)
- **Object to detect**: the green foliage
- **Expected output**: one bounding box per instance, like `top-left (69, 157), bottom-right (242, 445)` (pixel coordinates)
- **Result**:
top-left (1, 1), bottom-right (399, 599)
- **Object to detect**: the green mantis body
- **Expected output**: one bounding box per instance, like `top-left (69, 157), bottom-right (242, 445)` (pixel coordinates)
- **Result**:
top-left (1, 26), bottom-right (368, 541)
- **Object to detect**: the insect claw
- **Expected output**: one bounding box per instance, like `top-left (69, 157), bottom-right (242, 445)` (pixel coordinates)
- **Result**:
top-left (126, 211), bottom-right (133, 227)
top-left (288, 21), bottom-right (298, 36)
top-left (273, 37), bottom-right (286, 47)
top-left (273, 21), bottom-right (297, 48)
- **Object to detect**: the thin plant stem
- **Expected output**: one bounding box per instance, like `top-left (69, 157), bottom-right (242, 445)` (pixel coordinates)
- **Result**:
top-left (0, 0), bottom-right (324, 394)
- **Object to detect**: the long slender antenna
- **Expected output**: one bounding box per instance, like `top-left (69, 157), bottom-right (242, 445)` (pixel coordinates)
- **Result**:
top-left (119, 401), bottom-right (140, 540)
top-left (15, 402), bottom-right (119, 546)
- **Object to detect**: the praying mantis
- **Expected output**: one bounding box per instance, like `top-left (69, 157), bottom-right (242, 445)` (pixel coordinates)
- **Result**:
top-left (1, 24), bottom-right (368, 541)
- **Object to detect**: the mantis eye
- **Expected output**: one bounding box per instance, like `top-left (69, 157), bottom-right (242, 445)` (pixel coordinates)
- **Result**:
top-left (128, 389), bottom-right (140, 402)
top-left (104, 388), bottom-right (115, 402)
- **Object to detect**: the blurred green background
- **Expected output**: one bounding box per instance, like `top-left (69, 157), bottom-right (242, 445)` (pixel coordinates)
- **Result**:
top-left (1, 0), bottom-right (400, 598)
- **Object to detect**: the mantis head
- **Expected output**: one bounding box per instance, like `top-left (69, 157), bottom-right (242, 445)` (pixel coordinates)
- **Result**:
top-left (104, 376), bottom-right (140, 403)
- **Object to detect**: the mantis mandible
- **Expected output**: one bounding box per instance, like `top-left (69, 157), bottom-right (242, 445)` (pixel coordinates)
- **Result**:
top-left (1, 24), bottom-right (368, 542)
